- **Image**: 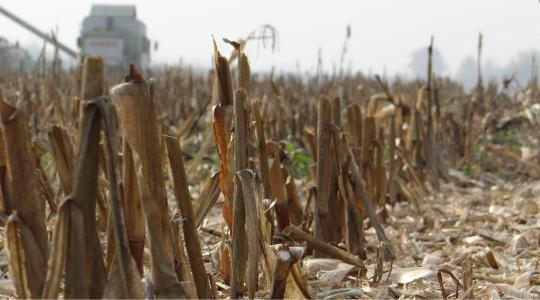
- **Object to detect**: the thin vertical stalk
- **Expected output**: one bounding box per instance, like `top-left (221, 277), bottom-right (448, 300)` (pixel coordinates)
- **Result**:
top-left (165, 135), bottom-right (209, 299)
top-left (314, 97), bottom-right (332, 247)
top-left (231, 88), bottom-right (249, 298)
top-left (66, 57), bottom-right (107, 298)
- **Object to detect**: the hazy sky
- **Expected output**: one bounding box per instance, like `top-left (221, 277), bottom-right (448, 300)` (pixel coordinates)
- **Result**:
top-left (1, 0), bottom-right (539, 76)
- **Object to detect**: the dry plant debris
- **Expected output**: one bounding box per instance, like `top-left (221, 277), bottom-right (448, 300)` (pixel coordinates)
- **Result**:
top-left (0, 34), bottom-right (538, 299)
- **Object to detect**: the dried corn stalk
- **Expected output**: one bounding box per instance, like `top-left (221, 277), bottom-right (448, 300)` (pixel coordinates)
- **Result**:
top-left (110, 65), bottom-right (187, 298)
top-left (230, 87), bottom-right (250, 298)
top-left (64, 57), bottom-right (107, 298)
top-left (165, 135), bottom-right (209, 299)
top-left (314, 97), bottom-right (333, 248)
top-left (212, 39), bottom-right (234, 228)
top-left (235, 169), bottom-right (259, 299)
top-left (0, 91), bottom-right (48, 298)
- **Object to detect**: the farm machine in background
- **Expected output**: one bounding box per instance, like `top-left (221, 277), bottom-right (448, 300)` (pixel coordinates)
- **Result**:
top-left (0, 4), bottom-right (152, 72)
top-left (78, 5), bottom-right (151, 70)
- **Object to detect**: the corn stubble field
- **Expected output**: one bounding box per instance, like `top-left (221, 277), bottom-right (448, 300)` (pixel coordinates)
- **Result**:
top-left (0, 36), bottom-right (538, 299)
